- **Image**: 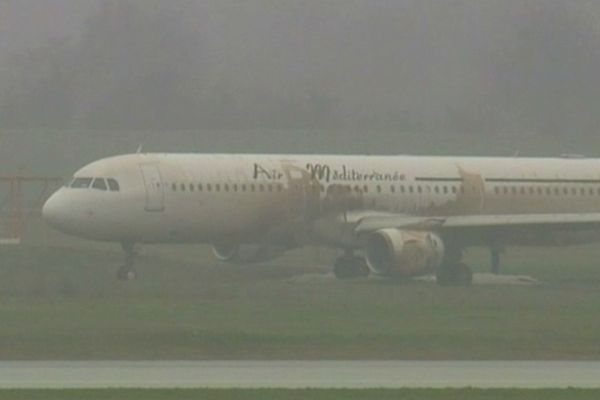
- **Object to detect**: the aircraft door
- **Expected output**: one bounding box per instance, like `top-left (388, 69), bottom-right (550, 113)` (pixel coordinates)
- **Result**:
top-left (139, 164), bottom-right (165, 212)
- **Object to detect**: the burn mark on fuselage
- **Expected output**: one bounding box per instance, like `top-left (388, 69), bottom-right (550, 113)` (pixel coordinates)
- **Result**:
top-left (420, 165), bottom-right (485, 216)
top-left (279, 162), bottom-right (367, 221)
top-left (322, 184), bottom-right (365, 214)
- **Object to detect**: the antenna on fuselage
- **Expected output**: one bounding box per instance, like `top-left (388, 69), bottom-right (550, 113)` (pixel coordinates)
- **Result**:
top-left (512, 148), bottom-right (520, 157)
top-left (136, 144), bottom-right (143, 154)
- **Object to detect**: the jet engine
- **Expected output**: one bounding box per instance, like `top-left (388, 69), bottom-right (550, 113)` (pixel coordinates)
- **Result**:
top-left (212, 243), bottom-right (286, 264)
top-left (365, 229), bottom-right (444, 277)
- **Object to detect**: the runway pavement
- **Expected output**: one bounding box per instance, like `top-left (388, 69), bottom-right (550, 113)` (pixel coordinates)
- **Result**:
top-left (1, 361), bottom-right (600, 389)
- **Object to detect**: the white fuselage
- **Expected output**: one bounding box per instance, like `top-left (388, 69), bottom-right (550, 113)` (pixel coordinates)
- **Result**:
top-left (43, 153), bottom-right (600, 248)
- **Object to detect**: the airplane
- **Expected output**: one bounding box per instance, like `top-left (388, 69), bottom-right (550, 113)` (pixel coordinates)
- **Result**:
top-left (42, 153), bottom-right (600, 285)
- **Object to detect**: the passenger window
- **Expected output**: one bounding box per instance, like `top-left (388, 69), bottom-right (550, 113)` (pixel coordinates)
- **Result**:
top-left (92, 178), bottom-right (108, 191)
top-left (180, 183), bottom-right (186, 192)
top-left (207, 184), bottom-right (212, 192)
top-left (107, 178), bottom-right (120, 192)
top-left (198, 183), bottom-right (203, 191)
top-left (215, 184), bottom-right (221, 192)
top-left (172, 183), bottom-right (177, 192)
top-left (70, 177), bottom-right (93, 189)
top-left (390, 185), bottom-right (395, 193)
top-left (224, 184), bottom-right (229, 192)
top-left (189, 184), bottom-right (194, 192)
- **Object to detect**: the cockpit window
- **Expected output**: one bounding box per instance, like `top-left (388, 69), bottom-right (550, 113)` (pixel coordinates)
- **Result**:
top-left (70, 177), bottom-right (93, 189)
top-left (92, 178), bottom-right (107, 191)
top-left (107, 178), bottom-right (120, 192)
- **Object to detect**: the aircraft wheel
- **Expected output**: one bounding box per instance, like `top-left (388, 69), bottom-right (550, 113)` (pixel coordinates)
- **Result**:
top-left (453, 262), bottom-right (473, 286)
top-left (436, 262), bottom-right (472, 287)
top-left (117, 265), bottom-right (137, 281)
top-left (333, 255), bottom-right (369, 279)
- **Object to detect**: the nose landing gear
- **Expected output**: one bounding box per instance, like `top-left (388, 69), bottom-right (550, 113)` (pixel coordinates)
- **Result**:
top-left (490, 246), bottom-right (502, 275)
top-left (117, 242), bottom-right (137, 281)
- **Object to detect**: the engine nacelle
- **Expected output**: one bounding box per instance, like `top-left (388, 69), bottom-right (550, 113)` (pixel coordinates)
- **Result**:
top-left (365, 229), bottom-right (444, 277)
top-left (212, 243), bottom-right (286, 264)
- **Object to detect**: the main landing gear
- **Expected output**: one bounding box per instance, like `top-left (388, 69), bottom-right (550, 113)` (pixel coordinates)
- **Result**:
top-left (436, 248), bottom-right (473, 286)
top-left (333, 251), bottom-right (370, 279)
top-left (116, 242), bottom-right (137, 281)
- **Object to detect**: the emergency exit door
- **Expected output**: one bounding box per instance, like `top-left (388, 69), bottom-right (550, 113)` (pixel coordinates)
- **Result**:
top-left (139, 164), bottom-right (165, 212)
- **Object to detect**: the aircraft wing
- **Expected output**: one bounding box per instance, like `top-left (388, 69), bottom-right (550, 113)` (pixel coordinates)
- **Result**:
top-left (354, 213), bottom-right (600, 234)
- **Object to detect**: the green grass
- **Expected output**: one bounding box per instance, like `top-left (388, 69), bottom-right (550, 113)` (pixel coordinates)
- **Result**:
top-left (0, 389), bottom-right (599, 400)
top-left (3, 220), bottom-right (600, 360)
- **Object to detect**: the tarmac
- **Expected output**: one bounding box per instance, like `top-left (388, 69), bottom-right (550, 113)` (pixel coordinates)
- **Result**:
top-left (1, 361), bottom-right (599, 389)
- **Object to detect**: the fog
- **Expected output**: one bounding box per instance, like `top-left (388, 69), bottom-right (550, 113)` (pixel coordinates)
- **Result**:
top-left (5, 2), bottom-right (600, 383)
top-left (2, 0), bottom-right (600, 170)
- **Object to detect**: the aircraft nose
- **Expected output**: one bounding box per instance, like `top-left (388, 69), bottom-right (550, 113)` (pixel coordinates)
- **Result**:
top-left (43, 190), bottom-right (70, 231)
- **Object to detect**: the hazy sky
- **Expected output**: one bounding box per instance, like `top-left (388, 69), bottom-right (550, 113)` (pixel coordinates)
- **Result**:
top-left (0, 0), bottom-right (97, 53)
top-left (3, 0), bottom-right (600, 139)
